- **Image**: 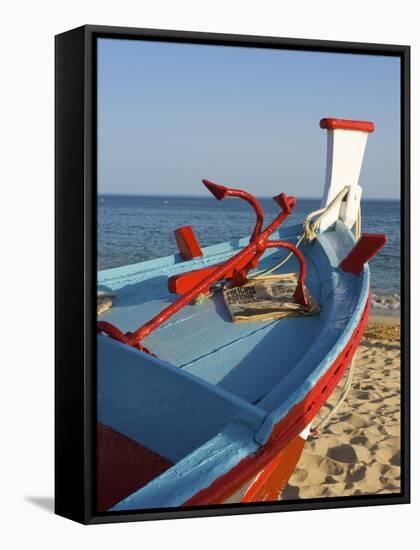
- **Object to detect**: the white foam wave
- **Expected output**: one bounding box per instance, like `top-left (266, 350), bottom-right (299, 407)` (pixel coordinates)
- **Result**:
top-left (372, 293), bottom-right (400, 311)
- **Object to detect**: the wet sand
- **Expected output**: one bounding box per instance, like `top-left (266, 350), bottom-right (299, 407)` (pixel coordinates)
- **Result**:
top-left (281, 311), bottom-right (401, 500)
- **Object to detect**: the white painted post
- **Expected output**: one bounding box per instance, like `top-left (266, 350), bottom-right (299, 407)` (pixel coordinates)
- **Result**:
top-left (318, 118), bottom-right (375, 232)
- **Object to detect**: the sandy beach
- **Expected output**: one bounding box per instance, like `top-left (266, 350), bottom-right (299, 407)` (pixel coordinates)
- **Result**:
top-left (281, 311), bottom-right (401, 500)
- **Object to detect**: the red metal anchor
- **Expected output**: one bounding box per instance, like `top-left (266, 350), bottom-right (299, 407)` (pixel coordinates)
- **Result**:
top-left (97, 180), bottom-right (308, 353)
top-left (202, 179), bottom-right (265, 242)
top-left (169, 182), bottom-right (296, 294)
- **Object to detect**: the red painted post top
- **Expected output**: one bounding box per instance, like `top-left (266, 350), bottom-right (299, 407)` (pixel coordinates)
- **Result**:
top-left (320, 118), bottom-right (375, 133)
top-left (174, 226), bottom-right (203, 261)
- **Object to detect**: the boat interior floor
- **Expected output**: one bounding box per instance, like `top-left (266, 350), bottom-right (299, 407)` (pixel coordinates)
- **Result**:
top-left (99, 250), bottom-right (322, 407)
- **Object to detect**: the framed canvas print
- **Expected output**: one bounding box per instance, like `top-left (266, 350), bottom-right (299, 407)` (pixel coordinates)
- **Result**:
top-left (55, 25), bottom-right (410, 524)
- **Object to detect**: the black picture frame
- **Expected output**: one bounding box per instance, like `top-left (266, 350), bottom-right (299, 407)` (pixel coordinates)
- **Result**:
top-left (55, 24), bottom-right (410, 525)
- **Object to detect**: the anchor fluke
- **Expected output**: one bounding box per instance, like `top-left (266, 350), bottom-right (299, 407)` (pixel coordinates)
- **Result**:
top-left (202, 179), bottom-right (228, 201)
top-left (273, 193), bottom-right (296, 214)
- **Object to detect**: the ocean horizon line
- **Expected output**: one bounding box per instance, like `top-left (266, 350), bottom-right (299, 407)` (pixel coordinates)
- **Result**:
top-left (98, 192), bottom-right (400, 201)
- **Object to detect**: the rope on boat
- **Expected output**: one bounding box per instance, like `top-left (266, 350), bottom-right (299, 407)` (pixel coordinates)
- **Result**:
top-left (253, 186), bottom-right (351, 279)
top-left (303, 185), bottom-right (351, 242)
top-left (310, 353), bottom-right (357, 437)
top-left (252, 234), bottom-right (306, 278)
top-left (310, 202), bottom-right (362, 438)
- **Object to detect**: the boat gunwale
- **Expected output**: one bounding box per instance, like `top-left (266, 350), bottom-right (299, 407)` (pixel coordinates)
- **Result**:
top-left (97, 223), bottom-right (302, 287)
top-left (255, 222), bottom-right (370, 441)
top-left (182, 293), bottom-right (371, 507)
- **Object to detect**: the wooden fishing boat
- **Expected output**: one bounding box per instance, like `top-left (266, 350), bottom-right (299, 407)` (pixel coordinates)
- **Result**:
top-left (96, 118), bottom-right (386, 512)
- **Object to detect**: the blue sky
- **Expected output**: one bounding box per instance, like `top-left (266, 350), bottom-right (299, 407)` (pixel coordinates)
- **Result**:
top-left (97, 38), bottom-right (400, 199)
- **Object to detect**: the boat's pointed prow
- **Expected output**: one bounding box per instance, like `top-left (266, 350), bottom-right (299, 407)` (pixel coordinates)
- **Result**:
top-left (319, 117), bottom-right (375, 232)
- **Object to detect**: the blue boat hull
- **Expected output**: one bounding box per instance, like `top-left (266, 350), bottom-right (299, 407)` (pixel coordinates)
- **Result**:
top-left (97, 220), bottom-right (370, 510)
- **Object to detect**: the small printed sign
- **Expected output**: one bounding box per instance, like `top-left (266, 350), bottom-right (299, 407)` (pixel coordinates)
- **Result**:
top-left (223, 273), bottom-right (320, 323)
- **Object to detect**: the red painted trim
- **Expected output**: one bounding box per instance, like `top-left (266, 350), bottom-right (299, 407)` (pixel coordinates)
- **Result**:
top-left (320, 118), bottom-right (375, 133)
top-left (183, 293), bottom-right (371, 506)
top-left (97, 423), bottom-right (173, 512)
top-left (174, 226), bottom-right (203, 261)
top-left (241, 434), bottom-right (306, 502)
top-left (340, 233), bottom-right (387, 275)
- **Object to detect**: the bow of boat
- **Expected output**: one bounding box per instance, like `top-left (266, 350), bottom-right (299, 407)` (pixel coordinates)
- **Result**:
top-left (97, 220), bottom-right (372, 510)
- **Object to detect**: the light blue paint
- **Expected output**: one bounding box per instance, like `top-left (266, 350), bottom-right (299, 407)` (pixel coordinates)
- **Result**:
top-left (255, 243), bottom-right (370, 441)
top-left (110, 422), bottom-right (259, 511)
top-left (98, 336), bottom-right (265, 462)
top-left (98, 220), bottom-right (370, 509)
top-left (98, 223), bottom-right (301, 290)
top-left (98, 224), bottom-right (322, 405)
top-left (178, 252), bottom-right (321, 404)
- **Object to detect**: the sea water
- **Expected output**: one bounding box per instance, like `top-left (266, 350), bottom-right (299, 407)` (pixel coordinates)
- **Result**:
top-left (98, 195), bottom-right (401, 313)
